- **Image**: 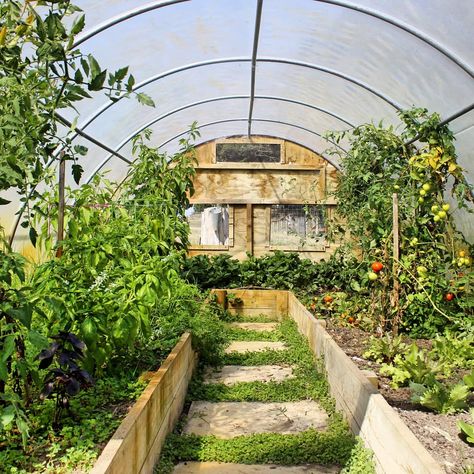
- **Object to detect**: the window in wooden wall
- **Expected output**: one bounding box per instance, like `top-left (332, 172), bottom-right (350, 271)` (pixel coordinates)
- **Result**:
top-left (270, 204), bottom-right (326, 250)
top-left (186, 204), bottom-right (232, 247)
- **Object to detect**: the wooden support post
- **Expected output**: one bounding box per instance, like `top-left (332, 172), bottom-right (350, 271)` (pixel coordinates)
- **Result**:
top-left (56, 155), bottom-right (66, 258)
top-left (391, 193), bottom-right (401, 335)
top-left (246, 203), bottom-right (253, 256)
top-left (213, 289), bottom-right (228, 309)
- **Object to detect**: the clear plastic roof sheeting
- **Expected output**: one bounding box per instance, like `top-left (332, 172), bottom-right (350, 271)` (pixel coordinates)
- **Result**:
top-left (5, 0), bottom-right (474, 243)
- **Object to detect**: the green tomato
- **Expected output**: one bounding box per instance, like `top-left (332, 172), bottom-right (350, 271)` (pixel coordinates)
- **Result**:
top-left (368, 271), bottom-right (378, 281)
top-left (431, 205), bottom-right (439, 213)
top-left (442, 203), bottom-right (450, 211)
top-left (433, 215), bottom-right (441, 222)
top-left (437, 210), bottom-right (447, 219)
top-left (410, 237), bottom-right (418, 246)
top-left (419, 189), bottom-right (427, 196)
top-left (422, 183), bottom-right (431, 191)
top-left (418, 197), bottom-right (425, 204)
top-left (394, 185), bottom-right (400, 190)
top-left (417, 265), bottom-right (428, 275)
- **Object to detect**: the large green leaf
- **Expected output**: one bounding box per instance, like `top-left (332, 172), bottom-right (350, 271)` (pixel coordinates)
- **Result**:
top-left (0, 406), bottom-right (15, 427)
top-left (5, 305), bottom-right (32, 329)
top-left (1, 335), bottom-right (16, 363)
top-left (458, 420), bottom-right (474, 444)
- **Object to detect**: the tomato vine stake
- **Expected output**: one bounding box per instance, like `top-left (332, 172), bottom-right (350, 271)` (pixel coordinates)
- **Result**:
top-left (391, 193), bottom-right (401, 335)
top-left (56, 154), bottom-right (66, 258)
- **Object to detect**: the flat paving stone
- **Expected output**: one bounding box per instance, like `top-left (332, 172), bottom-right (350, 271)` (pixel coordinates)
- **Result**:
top-left (225, 341), bottom-right (287, 354)
top-left (203, 365), bottom-right (294, 385)
top-left (230, 322), bottom-right (279, 332)
top-left (184, 401), bottom-right (328, 438)
top-left (173, 462), bottom-right (340, 473)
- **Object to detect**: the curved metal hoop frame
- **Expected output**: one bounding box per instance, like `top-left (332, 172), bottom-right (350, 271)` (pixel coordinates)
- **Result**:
top-left (84, 95), bottom-right (352, 180)
top-left (74, 0), bottom-right (473, 78)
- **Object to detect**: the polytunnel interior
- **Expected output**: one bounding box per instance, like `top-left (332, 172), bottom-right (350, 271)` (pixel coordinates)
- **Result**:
top-left (2, 0), bottom-right (474, 248)
top-left (2, 2), bottom-right (474, 472)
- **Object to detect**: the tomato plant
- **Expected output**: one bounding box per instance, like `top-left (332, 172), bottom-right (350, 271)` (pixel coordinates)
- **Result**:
top-left (0, 0), bottom-right (153, 234)
top-left (328, 108), bottom-right (474, 336)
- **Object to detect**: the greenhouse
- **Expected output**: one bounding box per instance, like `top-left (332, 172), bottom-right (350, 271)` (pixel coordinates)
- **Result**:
top-left (0, 0), bottom-right (473, 473)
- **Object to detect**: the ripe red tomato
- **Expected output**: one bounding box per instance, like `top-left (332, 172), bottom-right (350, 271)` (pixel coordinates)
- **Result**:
top-left (371, 261), bottom-right (384, 272)
top-left (323, 295), bottom-right (333, 304)
top-left (445, 293), bottom-right (455, 301)
top-left (348, 316), bottom-right (355, 324)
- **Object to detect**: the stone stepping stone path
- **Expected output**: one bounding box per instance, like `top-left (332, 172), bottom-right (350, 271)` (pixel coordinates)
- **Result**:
top-left (230, 322), bottom-right (279, 332)
top-left (170, 320), bottom-right (339, 473)
top-left (203, 365), bottom-right (294, 385)
top-left (184, 400), bottom-right (328, 438)
top-left (225, 340), bottom-right (287, 354)
top-left (173, 462), bottom-right (340, 473)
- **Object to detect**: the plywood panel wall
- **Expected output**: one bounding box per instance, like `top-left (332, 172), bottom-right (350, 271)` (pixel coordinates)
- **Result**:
top-left (188, 136), bottom-right (340, 261)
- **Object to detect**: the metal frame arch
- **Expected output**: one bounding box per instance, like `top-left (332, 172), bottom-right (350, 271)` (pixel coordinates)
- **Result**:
top-left (73, 0), bottom-right (190, 47)
top-left (158, 118), bottom-right (347, 158)
top-left (84, 113), bottom-right (347, 184)
top-left (258, 58), bottom-right (402, 109)
top-left (71, 56), bottom-right (398, 140)
top-left (83, 94), bottom-right (356, 181)
top-left (72, 0), bottom-right (473, 79)
top-left (315, 0), bottom-right (474, 79)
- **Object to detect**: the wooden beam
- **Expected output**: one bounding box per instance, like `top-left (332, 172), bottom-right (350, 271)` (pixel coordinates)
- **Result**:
top-left (246, 203), bottom-right (253, 255)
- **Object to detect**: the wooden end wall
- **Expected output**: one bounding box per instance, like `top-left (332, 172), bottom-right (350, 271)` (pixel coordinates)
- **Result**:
top-left (188, 136), bottom-right (339, 262)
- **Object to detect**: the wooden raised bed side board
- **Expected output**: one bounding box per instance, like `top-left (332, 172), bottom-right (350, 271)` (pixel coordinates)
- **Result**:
top-left (212, 289), bottom-right (444, 474)
top-left (91, 333), bottom-right (196, 474)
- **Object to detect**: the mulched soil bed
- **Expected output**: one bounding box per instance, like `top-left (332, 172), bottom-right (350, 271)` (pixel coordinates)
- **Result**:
top-left (325, 321), bottom-right (474, 473)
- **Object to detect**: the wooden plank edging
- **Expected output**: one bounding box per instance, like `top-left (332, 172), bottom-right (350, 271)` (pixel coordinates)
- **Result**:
top-left (287, 292), bottom-right (444, 474)
top-left (91, 333), bottom-right (196, 474)
top-left (211, 288), bottom-right (288, 319)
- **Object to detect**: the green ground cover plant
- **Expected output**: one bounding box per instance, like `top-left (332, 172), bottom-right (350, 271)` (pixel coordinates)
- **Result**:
top-left (189, 320), bottom-right (331, 407)
top-left (156, 319), bottom-right (375, 473)
top-left (0, 371), bottom-right (146, 473)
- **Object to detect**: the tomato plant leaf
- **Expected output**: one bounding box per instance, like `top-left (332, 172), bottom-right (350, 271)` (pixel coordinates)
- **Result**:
top-left (70, 14), bottom-right (85, 36)
top-left (136, 92), bottom-right (155, 107)
top-left (72, 164), bottom-right (84, 184)
top-left (88, 69), bottom-right (107, 91)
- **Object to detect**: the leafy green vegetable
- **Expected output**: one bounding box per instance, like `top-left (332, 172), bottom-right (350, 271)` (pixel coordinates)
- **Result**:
top-left (410, 381), bottom-right (469, 414)
top-left (380, 344), bottom-right (443, 388)
top-left (458, 409), bottom-right (474, 444)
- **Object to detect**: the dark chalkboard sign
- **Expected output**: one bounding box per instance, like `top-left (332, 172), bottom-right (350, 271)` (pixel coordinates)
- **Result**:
top-left (216, 143), bottom-right (281, 163)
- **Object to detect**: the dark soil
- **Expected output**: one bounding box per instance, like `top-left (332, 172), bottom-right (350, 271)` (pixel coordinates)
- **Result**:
top-left (325, 321), bottom-right (474, 473)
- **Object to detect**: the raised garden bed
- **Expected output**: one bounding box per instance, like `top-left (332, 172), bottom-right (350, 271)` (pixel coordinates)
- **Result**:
top-left (88, 289), bottom-right (470, 473)
top-left (91, 333), bottom-right (196, 474)
top-left (212, 289), bottom-right (446, 474)
top-left (325, 322), bottom-right (474, 473)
